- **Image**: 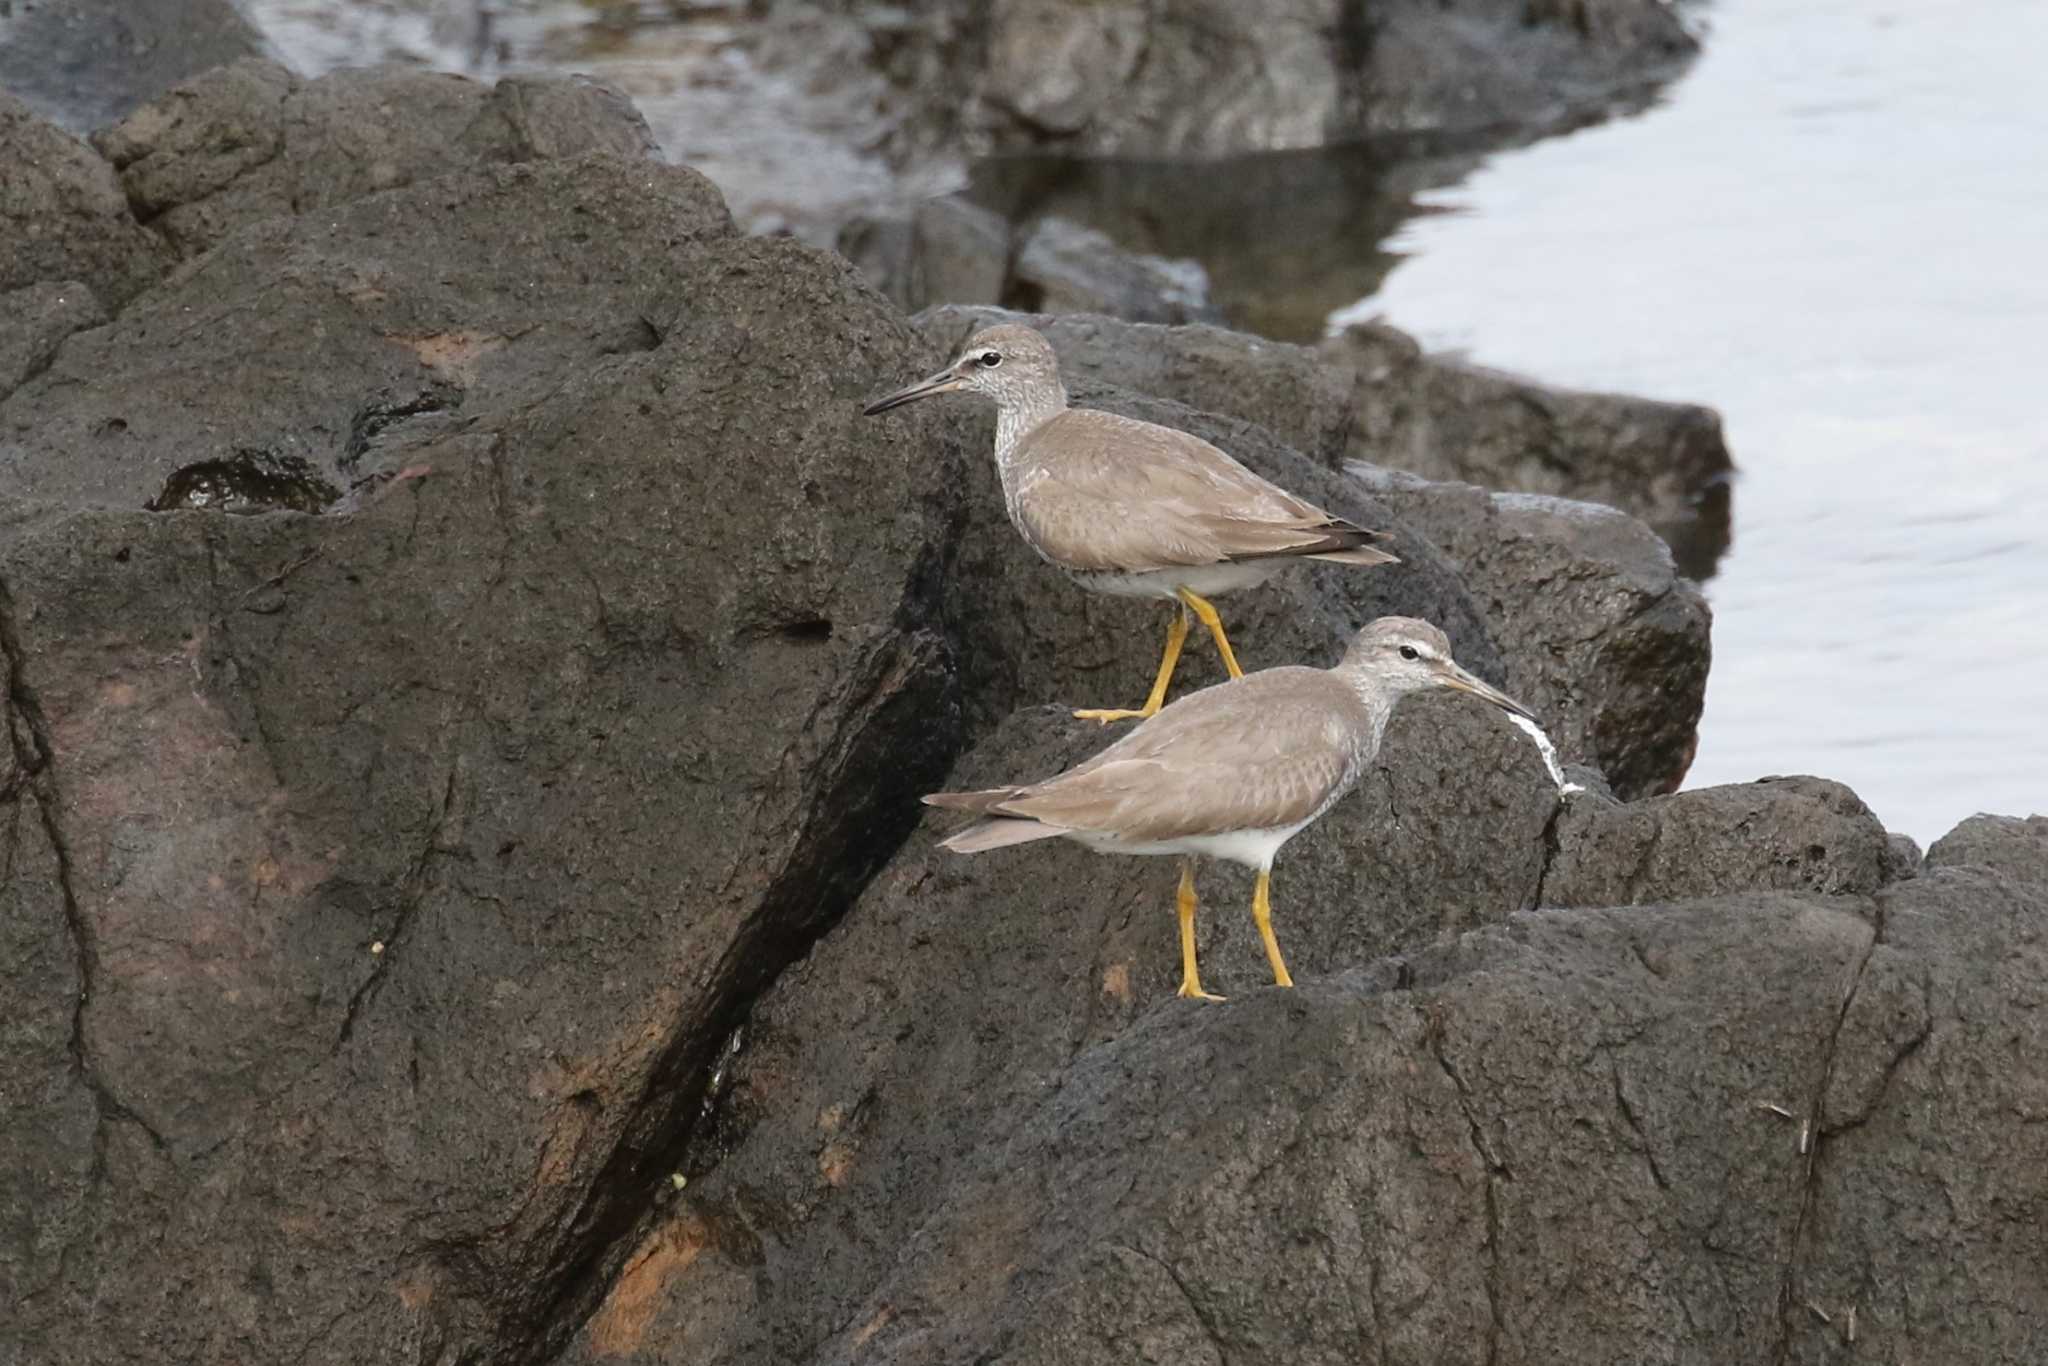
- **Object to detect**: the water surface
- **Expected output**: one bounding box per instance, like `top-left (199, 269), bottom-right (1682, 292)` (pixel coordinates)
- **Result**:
top-left (1343, 0), bottom-right (2048, 840)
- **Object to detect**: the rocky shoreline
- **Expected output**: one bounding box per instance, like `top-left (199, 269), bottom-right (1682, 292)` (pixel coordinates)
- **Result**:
top-left (3, 40), bottom-right (2045, 1366)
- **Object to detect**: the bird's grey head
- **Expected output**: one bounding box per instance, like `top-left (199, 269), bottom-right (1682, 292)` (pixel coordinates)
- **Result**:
top-left (1341, 617), bottom-right (1535, 720)
top-left (862, 324), bottom-right (1066, 417)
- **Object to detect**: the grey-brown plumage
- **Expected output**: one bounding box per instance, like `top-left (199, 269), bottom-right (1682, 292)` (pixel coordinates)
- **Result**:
top-left (865, 324), bottom-right (1398, 721)
top-left (925, 617), bottom-right (1534, 999)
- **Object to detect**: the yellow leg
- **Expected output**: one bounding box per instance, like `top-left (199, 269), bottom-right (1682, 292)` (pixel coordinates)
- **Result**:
top-left (1176, 587), bottom-right (1244, 679)
top-left (1074, 606), bottom-right (1191, 724)
top-left (1175, 860), bottom-right (1225, 1002)
top-left (1251, 869), bottom-right (1294, 988)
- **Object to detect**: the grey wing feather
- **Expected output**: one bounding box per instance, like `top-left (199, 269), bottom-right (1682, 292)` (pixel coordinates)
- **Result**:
top-left (1012, 411), bottom-right (1384, 574)
top-left (990, 669), bottom-right (1366, 841)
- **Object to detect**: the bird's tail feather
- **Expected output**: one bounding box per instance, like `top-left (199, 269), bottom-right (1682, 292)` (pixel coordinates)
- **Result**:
top-left (923, 787), bottom-right (1025, 814)
top-left (939, 818), bottom-right (1064, 854)
top-left (1308, 545), bottom-right (1400, 567)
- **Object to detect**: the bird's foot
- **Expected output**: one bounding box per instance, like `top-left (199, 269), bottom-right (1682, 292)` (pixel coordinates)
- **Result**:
top-left (1176, 981), bottom-right (1227, 1003)
top-left (1072, 705), bottom-right (1156, 725)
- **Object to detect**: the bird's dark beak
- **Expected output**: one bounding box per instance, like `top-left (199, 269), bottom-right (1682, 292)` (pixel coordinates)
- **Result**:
top-left (863, 367), bottom-right (967, 416)
top-left (1438, 662), bottom-right (1536, 722)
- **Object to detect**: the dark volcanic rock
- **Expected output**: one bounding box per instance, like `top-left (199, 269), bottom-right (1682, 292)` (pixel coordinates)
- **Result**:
top-left (0, 91), bottom-right (169, 307)
top-left (0, 279), bottom-right (105, 401)
top-left (1332, 319), bottom-right (1734, 573)
top-left (1009, 215), bottom-right (1221, 324)
top-left (1543, 775), bottom-right (1896, 906)
top-left (789, 0), bottom-right (1697, 161)
top-left (0, 0), bottom-right (262, 132)
top-left (838, 200), bottom-right (1222, 325)
top-left (559, 691), bottom-right (1558, 1361)
top-left (0, 150), bottom-right (971, 1366)
top-left (837, 195), bottom-right (1013, 316)
top-left (559, 827), bottom-right (2048, 1365)
top-left (914, 306), bottom-right (1709, 799)
top-left (92, 61), bottom-right (663, 259)
top-left (0, 155), bottom-right (731, 512)
top-left (1925, 813), bottom-right (2048, 884)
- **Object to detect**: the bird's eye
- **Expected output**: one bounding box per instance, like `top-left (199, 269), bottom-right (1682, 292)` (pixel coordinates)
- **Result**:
top-left (978, 351), bottom-right (1002, 368)
top-left (1398, 645), bottom-right (1420, 661)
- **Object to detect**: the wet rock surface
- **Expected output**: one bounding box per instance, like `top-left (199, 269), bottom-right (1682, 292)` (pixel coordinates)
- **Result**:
top-left (1, 60), bottom-right (2043, 1366)
top-left (0, 0), bottom-right (261, 131)
top-left (782, 0), bottom-right (1698, 162)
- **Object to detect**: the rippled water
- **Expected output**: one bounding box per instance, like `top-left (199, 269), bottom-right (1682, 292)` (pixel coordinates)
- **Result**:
top-left (1344, 0), bottom-right (2048, 840)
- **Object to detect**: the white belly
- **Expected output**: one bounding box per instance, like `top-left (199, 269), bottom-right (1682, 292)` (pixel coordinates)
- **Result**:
top-left (1067, 820), bottom-right (1312, 871)
top-left (1068, 560), bottom-right (1287, 602)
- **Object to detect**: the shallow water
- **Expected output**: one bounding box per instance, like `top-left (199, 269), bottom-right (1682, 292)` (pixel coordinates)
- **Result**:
top-left (1342, 0), bottom-right (2048, 840)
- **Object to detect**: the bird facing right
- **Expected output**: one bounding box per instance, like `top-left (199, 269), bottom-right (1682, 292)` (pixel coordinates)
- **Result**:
top-left (923, 617), bottom-right (1534, 999)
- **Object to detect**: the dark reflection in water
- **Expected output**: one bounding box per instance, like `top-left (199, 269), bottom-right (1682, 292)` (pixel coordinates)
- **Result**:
top-left (967, 148), bottom-right (1480, 345)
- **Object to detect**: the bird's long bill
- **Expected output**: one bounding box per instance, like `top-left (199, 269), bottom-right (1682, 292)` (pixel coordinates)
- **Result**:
top-left (1439, 664), bottom-right (1537, 722)
top-left (862, 368), bottom-right (966, 416)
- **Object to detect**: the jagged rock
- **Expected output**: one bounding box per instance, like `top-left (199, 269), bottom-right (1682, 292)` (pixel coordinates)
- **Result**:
top-left (0, 280), bottom-right (105, 401)
top-left (1542, 775), bottom-right (1896, 906)
top-left (0, 0), bottom-right (262, 132)
top-left (1925, 813), bottom-right (2048, 884)
top-left (0, 91), bottom-right (170, 307)
top-left (914, 306), bottom-right (1708, 799)
top-left (91, 60), bottom-right (662, 258)
top-left (787, 0), bottom-right (1697, 160)
top-left (0, 151), bottom-right (969, 1366)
